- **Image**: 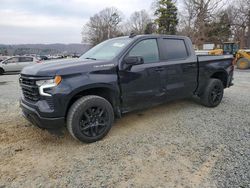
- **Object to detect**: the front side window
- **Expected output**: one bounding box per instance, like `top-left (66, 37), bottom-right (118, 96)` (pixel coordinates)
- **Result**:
top-left (128, 39), bottom-right (159, 64)
top-left (6, 57), bottom-right (19, 63)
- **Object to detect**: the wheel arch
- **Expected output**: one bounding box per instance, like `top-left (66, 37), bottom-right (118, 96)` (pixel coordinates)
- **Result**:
top-left (65, 84), bottom-right (121, 118)
top-left (0, 67), bottom-right (5, 74)
top-left (210, 70), bottom-right (228, 88)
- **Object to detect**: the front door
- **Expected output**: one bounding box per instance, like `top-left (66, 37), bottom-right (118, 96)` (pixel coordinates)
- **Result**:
top-left (2, 57), bottom-right (20, 72)
top-left (118, 38), bottom-right (166, 112)
top-left (18, 57), bottom-right (34, 71)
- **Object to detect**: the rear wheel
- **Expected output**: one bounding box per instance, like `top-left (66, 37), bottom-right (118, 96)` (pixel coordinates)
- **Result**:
top-left (236, 58), bottom-right (250, 69)
top-left (67, 95), bottom-right (114, 143)
top-left (0, 68), bottom-right (4, 75)
top-left (200, 79), bottom-right (224, 107)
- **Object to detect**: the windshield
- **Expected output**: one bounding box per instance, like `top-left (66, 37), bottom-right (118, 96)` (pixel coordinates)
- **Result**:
top-left (80, 37), bottom-right (132, 61)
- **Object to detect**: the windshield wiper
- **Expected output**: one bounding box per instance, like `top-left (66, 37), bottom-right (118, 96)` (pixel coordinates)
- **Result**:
top-left (85, 57), bottom-right (97, 60)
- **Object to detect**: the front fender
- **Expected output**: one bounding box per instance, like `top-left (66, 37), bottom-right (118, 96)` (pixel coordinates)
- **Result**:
top-left (56, 71), bottom-right (120, 116)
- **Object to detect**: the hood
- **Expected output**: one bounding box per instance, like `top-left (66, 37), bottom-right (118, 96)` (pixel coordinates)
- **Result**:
top-left (21, 58), bottom-right (116, 76)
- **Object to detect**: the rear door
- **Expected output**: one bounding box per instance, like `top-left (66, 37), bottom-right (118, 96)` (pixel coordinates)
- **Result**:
top-left (18, 57), bottom-right (34, 71)
top-left (118, 38), bottom-right (166, 112)
top-left (159, 37), bottom-right (197, 98)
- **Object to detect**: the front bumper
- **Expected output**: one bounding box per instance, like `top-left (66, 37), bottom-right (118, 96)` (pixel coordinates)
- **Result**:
top-left (20, 100), bottom-right (65, 129)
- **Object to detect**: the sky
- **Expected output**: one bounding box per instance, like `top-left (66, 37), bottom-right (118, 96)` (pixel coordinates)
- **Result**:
top-left (0, 0), bottom-right (157, 44)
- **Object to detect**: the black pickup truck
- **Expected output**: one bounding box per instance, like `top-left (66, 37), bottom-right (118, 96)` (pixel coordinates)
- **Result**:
top-left (20, 35), bottom-right (234, 143)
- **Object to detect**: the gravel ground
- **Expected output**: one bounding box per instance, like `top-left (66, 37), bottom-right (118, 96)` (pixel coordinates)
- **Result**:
top-left (0, 70), bottom-right (249, 187)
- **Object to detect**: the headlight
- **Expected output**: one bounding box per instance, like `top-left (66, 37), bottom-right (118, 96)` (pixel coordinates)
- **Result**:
top-left (36, 79), bottom-right (54, 86)
top-left (36, 76), bottom-right (62, 96)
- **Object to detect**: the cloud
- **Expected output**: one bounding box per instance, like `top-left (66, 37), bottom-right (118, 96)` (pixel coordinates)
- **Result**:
top-left (0, 9), bottom-right (86, 28)
top-left (0, 0), bottom-right (153, 44)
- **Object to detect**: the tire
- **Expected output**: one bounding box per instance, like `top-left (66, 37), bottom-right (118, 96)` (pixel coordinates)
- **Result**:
top-left (0, 68), bottom-right (4, 75)
top-left (200, 79), bottom-right (224, 107)
top-left (67, 95), bottom-right (114, 143)
top-left (236, 58), bottom-right (250, 69)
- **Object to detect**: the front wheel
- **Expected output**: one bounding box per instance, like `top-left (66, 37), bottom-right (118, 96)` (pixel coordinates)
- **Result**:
top-left (200, 79), bottom-right (224, 107)
top-left (67, 95), bottom-right (114, 143)
top-left (0, 68), bottom-right (4, 75)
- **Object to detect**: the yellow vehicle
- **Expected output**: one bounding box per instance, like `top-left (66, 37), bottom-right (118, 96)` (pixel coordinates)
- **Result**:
top-left (236, 49), bottom-right (250, 69)
top-left (209, 42), bottom-right (250, 69)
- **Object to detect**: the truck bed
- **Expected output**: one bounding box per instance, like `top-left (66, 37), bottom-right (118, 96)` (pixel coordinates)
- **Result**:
top-left (196, 54), bottom-right (234, 95)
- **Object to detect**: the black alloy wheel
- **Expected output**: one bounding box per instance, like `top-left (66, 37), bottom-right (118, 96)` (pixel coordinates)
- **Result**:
top-left (209, 84), bottom-right (223, 104)
top-left (67, 95), bottom-right (114, 143)
top-left (200, 78), bottom-right (224, 107)
top-left (79, 106), bottom-right (109, 137)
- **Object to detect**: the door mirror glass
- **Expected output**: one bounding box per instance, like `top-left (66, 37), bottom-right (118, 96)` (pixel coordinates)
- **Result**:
top-left (124, 56), bottom-right (144, 66)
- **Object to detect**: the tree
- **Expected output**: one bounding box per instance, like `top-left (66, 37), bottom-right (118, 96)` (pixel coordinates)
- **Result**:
top-left (82, 7), bottom-right (123, 46)
top-left (247, 10), bottom-right (250, 48)
top-left (0, 48), bottom-right (8, 56)
top-left (127, 10), bottom-right (151, 34)
top-left (177, 0), bottom-right (196, 40)
top-left (207, 11), bottom-right (231, 45)
top-left (154, 0), bottom-right (178, 35)
top-left (3, 49), bottom-right (8, 56)
top-left (144, 22), bottom-right (157, 34)
top-left (179, 0), bottom-right (222, 49)
top-left (193, 0), bottom-right (222, 49)
top-left (227, 0), bottom-right (250, 48)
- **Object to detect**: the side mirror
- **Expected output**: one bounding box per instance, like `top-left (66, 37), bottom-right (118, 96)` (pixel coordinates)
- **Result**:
top-left (124, 56), bottom-right (144, 66)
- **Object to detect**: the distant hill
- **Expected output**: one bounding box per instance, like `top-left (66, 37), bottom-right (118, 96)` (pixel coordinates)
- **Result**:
top-left (0, 43), bottom-right (91, 56)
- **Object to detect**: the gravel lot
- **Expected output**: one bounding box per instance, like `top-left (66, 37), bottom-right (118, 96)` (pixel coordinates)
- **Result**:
top-left (0, 70), bottom-right (249, 187)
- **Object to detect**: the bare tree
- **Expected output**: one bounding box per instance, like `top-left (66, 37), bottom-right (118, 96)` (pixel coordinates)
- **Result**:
top-left (127, 10), bottom-right (151, 34)
top-left (247, 10), bottom-right (250, 48)
top-left (227, 0), bottom-right (250, 48)
top-left (178, 0), bottom-right (196, 41)
top-left (180, 0), bottom-right (222, 49)
top-left (82, 7), bottom-right (123, 46)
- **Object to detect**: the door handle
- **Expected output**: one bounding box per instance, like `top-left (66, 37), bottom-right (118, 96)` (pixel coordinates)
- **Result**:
top-left (154, 67), bottom-right (165, 72)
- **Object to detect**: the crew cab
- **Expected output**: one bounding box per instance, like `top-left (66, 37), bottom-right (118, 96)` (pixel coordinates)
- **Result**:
top-left (19, 35), bottom-right (234, 143)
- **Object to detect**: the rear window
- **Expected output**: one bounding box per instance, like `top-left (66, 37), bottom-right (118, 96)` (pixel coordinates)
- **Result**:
top-left (162, 39), bottom-right (188, 60)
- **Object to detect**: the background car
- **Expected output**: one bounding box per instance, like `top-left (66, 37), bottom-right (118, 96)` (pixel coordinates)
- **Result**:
top-left (0, 56), bottom-right (41, 75)
top-left (0, 56), bottom-right (10, 62)
top-left (37, 55), bottom-right (49, 61)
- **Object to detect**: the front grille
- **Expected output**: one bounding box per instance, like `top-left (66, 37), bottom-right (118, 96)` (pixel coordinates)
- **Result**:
top-left (19, 75), bottom-right (40, 102)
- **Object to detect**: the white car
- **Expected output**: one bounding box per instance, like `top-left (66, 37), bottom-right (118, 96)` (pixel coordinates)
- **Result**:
top-left (0, 56), bottom-right (41, 75)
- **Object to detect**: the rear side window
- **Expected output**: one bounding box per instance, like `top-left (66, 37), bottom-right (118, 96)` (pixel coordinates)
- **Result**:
top-left (162, 39), bottom-right (188, 60)
top-left (128, 39), bottom-right (159, 64)
top-left (19, 57), bottom-right (33, 62)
